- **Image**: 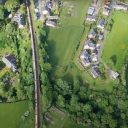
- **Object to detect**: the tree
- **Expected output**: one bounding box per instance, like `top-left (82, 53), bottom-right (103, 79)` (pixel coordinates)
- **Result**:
top-left (0, 6), bottom-right (4, 20)
top-left (4, 0), bottom-right (18, 12)
top-left (57, 95), bottom-right (65, 108)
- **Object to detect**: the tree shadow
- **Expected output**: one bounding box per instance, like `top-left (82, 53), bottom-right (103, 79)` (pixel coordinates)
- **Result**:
top-left (110, 55), bottom-right (117, 65)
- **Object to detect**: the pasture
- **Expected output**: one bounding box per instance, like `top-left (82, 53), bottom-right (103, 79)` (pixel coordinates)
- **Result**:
top-left (0, 101), bottom-right (29, 128)
top-left (102, 12), bottom-right (128, 71)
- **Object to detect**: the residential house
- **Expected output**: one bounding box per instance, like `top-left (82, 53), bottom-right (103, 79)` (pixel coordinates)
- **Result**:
top-left (2, 55), bottom-right (17, 72)
top-left (90, 66), bottom-right (100, 78)
top-left (13, 13), bottom-right (26, 28)
top-left (92, 0), bottom-right (98, 6)
top-left (46, 20), bottom-right (56, 27)
top-left (98, 32), bottom-right (104, 40)
top-left (86, 15), bottom-right (96, 22)
top-left (109, 70), bottom-right (119, 80)
top-left (87, 7), bottom-right (95, 15)
top-left (91, 54), bottom-right (98, 62)
top-left (113, 4), bottom-right (128, 11)
top-left (96, 43), bottom-right (101, 50)
top-left (84, 39), bottom-right (96, 50)
top-left (80, 50), bottom-right (91, 67)
top-left (103, 7), bottom-right (110, 16)
top-left (35, 8), bottom-right (41, 19)
top-left (88, 28), bottom-right (97, 39)
top-left (47, 15), bottom-right (59, 20)
top-left (97, 19), bottom-right (105, 30)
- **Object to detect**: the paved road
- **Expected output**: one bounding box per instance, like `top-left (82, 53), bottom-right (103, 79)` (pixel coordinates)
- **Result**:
top-left (26, 0), bottom-right (41, 128)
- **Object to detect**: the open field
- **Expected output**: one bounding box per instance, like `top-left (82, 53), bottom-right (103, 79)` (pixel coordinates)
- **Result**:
top-left (46, 0), bottom-right (117, 91)
top-left (0, 101), bottom-right (29, 128)
top-left (102, 11), bottom-right (128, 71)
top-left (47, 0), bottom-right (91, 77)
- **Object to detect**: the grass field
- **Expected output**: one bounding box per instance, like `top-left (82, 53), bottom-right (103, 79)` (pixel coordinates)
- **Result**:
top-left (47, 0), bottom-right (91, 77)
top-left (102, 11), bottom-right (128, 71)
top-left (46, 0), bottom-right (116, 92)
top-left (0, 101), bottom-right (29, 128)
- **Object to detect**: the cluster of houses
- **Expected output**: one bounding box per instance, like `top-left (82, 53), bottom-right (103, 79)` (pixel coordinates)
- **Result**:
top-left (35, 0), bottom-right (59, 27)
top-left (80, 27), bottom-right (102, 78)
top-left (80, 0), bottom-right (122, 79)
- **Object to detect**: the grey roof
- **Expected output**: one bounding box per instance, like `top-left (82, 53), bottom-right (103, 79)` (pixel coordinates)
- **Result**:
top-left (0, 0), bottom-right (3, 4)
top-left (86, 15), bottom-right (96, 19)
top-left (89, 29), bottom-right (97, 36)
top-left (99, 19), bottom-right (105, 26)
top-left (5, 55), bottom-right (16, 65)
top-left (81, 50), bottom-right (90, 59)
top-left (86, 40), bottom-right (96, 48)
top-left (91, 67), bottom-right (100, 78)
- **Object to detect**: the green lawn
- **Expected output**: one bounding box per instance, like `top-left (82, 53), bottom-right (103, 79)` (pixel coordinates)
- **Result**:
top-left (102, 12), bottom-right (128, 71)
top-left (0, 101), bottom-right (29, 128)
top-left (47, 0), bottom-right (91, 77)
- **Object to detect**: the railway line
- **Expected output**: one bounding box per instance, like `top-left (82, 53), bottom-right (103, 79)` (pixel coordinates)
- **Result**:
top-left (26, 0), bottom-right (41, 128)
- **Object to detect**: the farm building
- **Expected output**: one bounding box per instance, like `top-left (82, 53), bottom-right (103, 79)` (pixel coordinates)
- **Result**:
top-left (2, 55), bottom-right (17, 72)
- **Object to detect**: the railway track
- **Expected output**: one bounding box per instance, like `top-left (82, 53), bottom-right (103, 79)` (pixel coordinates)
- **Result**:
top-left (26, 0), bottom-right (41, 128)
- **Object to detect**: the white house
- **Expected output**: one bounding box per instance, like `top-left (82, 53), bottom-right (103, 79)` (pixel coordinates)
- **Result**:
top-left (92, 55), bottom-right (98, 62)
top-left (2, 55), bottom-right (17, 72)
top-left (109, 70), bottom-right (119, 80)
top-left (87, 7), bottom-right (95, 15)
top-left (46, 20), bottom-right (56, 27)
top-left (47, 15), bottom-right (59, 20)
top-left (113, 5), bottom-right (127, 11)
top-left (86, 15), bottom-right (96, 22)
top-left (103, 8), bottom-right (110, 16)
